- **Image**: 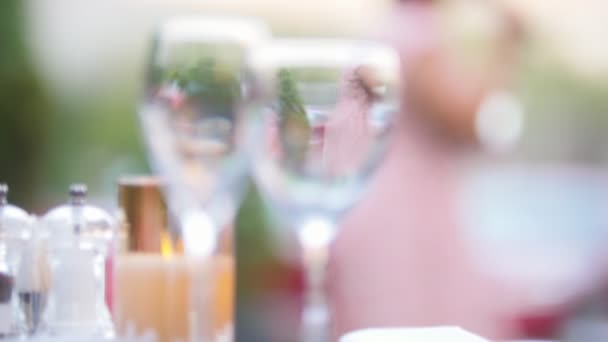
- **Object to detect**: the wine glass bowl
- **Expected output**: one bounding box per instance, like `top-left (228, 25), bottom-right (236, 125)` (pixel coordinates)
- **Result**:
top-left (250, 39), bottom-right (400, 225)
top-left (140, 15), bottom-right (270, 233)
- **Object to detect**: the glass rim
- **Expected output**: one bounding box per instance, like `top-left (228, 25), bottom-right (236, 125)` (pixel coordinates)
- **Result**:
top-left (250, 38), bottom-right (401, 76)
top-left (155, 14), bottom-right (270, 47)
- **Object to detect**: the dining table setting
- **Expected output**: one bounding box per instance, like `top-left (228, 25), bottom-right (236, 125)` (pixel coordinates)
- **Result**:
top-left (2, 0), bottom-right (608, 341)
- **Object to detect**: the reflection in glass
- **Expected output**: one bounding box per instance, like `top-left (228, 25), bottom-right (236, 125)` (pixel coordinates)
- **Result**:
top-left (249, 39), bottom-right (400, 341)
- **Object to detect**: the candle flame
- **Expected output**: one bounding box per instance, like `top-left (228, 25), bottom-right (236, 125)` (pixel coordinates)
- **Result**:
top-left (161, 231), bottom-right (174, 258)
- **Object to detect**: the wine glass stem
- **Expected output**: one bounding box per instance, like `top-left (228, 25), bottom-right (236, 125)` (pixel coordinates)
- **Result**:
top-left (301, 241), bottom-right (331, 342)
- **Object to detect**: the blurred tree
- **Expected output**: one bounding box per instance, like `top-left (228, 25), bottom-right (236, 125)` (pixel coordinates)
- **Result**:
top-left (0, 0), bottom-right (52, 207)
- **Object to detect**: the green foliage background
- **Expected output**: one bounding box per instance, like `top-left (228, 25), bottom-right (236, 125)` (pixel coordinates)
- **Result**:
top-left (0, 0), bottom-right (50, 207)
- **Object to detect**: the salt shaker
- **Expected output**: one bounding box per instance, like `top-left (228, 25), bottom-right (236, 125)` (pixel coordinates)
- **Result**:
top-left (43, 184), bottom-right (115, 339)
top-left (0, 184), bottom-right (31, 337)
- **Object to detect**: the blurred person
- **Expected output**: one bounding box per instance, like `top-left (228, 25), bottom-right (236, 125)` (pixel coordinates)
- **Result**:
top-left (325, 0), bottom-right (527, 339)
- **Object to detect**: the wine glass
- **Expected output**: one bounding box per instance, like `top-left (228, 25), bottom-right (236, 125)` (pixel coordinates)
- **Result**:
top-left (248, 39), bottom-right (401, 341)
top-left (137, 14), bottom-right (269, 340)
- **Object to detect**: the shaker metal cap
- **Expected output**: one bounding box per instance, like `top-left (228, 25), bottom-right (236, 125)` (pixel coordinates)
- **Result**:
top-left (0, 183), bottom-right (8, 205)
top-left (42, 184), bottom-right (114, 243)
top-left (69, 184), bottom-right (87, 205)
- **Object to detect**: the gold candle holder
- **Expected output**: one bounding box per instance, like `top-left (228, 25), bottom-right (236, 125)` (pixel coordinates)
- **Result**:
top-left (113, 176), bottom-right (233, 341)
top-left (118, 176), bottom-right (177, 254)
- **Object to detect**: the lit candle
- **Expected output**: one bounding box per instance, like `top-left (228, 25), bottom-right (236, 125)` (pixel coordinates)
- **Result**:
top-left (114, 177), bottom-right (234, 341)
top-left (113, 254), bottom-right (233, 342)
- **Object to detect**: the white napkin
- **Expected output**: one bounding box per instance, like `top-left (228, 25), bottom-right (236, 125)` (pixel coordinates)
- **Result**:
top-left (339, 326), bottom-right (489, 342)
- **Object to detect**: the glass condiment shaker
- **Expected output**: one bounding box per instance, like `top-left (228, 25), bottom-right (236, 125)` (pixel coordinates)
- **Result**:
top-left (16, 215), bottom-right (51, 336)
top-left (0, 184), bottom-right (31, 337)
top-left (42, 184), bottom-right (115, 339)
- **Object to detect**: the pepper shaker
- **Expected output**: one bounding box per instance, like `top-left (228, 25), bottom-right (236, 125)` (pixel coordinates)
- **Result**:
top-left (43, 184), bottom-right (116, 338)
